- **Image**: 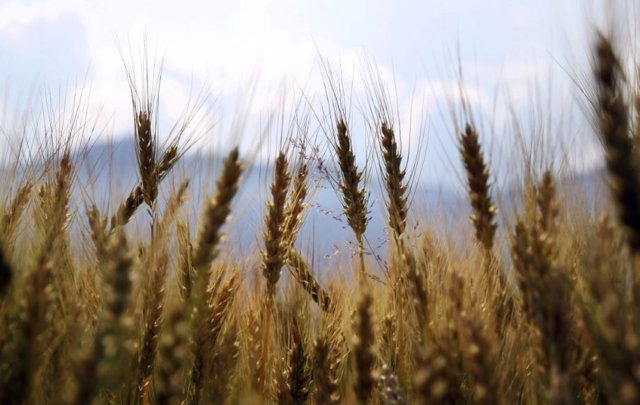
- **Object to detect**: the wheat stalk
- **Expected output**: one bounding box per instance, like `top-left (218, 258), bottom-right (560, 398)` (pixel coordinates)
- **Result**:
top-left (380, 123), bottom-right (408, 239)
top-left (185, 273), bottom-right (239, 405)
top-left (135, 111), bottom-right (157, 208)
top-left (286, 249), bottom-right (332, 312)
top-left (262, 151), bottom-right (291, 295)
top-left (110, 144), bottom-right (182, 229)
top-left (1, 181), bottom-right (33, 249)
top-left (282, 162), bottom-right (309, 249)
top-left (334, 119), bottom-right (369, 284)
top-left (182, 148), bottom-right (242, 405)
top-left (459, 124), bottom-right (497, 255)
top-left (257, 151), bottom-right (291, 395)
top-left (191, 147), bottom-right (242, 278)
top-left (176, 221), bottom-right (194, 301)
top-left (594, 34), bottom-right (640, 259)
top-left (511, 171), bottom-right (577, 402)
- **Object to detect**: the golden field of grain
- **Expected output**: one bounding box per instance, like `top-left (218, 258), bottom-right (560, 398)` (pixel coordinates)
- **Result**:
top-left (1, 29), bottom-right (640, 405)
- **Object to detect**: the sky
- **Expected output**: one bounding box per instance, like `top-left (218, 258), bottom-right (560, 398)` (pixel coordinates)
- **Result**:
top-left (0, 0), bottom-right (634, 189)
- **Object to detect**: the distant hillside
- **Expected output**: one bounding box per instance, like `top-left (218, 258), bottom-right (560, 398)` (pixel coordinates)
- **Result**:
top-left (1, 137), bottom-right (607, 270)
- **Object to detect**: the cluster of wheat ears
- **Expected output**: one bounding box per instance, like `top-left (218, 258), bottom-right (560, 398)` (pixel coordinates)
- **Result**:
top-left (1, 30), bottom-right (640, 405)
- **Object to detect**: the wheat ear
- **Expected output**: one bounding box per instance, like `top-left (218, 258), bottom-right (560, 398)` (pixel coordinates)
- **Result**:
top-left (335, 119), bottom-right (369, 284)
top-left (1, 181), bottom-right (33, 249)
top-left (258, 151), bottom-right (291, 395)
top-left (380, 123), bottom-right (408, 238)
top-left (111, 144), bottom-right (181, 229)
top-left (459, 124), bottom-right (497, 256)
top-left (594, 34), bottom-right (640, 254)
top-left (135, 111), bottom-right (157, 208)
top-left (192, 147), bottom-right (242, 277)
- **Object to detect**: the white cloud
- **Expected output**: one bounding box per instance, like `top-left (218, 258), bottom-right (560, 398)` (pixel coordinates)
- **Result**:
top-left (0, 0), bottom-right (627, 181)
top-left (0, 0), bottom-right (79, 34)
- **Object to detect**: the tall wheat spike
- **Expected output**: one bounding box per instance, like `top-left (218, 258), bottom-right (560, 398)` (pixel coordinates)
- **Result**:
top-left (8, 152), bottom-right (74, 404)
top-left (512, 171), bottom-right (577, 402)
top-left (459, 124), bottom-right (497, 255)
top-left (135, 111), bottom-right (157, 208)
top-left (262, 151), bottom-right (291, 295)
top-left (281, 161), bottom-right (332, 311)
top-left (458, 123), bottom-right (514, 331)
top-left (111, 144), bottom-right (181, 229)
top-left (258, 151), bottom-right (291, 395)
top-left (191, 147), bottom-right (243, 275)
top-left (185, 274), bottom-right (239, 405)
top-left (1, 182), bottom-right (33, 249)
top-left (334, 119), bottom-right (369, 284)
top-left (286, 249), bottom-right (332, 312)
top-left (183, 148), bottom-right (242, 405)
top-left (593, 34), bottom-right (640, 255)
top-left (380, 123), bottom-right (408, 238)
top-left (282, 162), bottom-right (309, 249)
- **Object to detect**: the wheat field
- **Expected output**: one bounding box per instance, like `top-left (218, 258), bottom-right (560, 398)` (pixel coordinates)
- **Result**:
top-left (0, 27), bottom-right (639, 405)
